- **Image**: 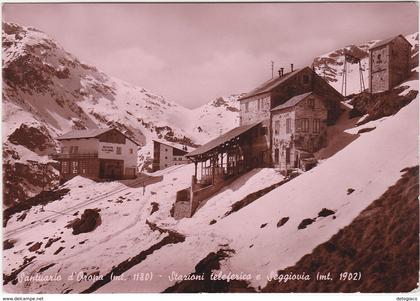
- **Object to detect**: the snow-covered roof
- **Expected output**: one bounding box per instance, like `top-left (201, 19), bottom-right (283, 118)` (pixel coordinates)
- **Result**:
top-left (57, 128), bottom-right (141, 145)
top-left (152, 139), bottom-right (194, 153)
top-left (271, 92), bottom-right (313, 112)
top-left (187, 122), bottom-right (261, 158)
top-left (238, 68), bottom-right (310, 101)
top-left (56, 128), bottom-right (111, 140)
top-left (369, 34), bottom-right (412, 50)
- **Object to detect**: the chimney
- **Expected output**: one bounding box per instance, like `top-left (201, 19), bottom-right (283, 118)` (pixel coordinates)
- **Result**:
top-left (291, 63), bottom-right (294, 72)
top-left (278, 68), bottom-right (284, 77)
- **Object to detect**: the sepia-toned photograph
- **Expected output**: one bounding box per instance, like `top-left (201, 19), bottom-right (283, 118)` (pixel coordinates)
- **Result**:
top-left (2, 1), bottom-right (419, 297)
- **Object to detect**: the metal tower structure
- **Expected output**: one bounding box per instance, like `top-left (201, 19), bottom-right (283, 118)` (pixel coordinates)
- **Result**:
top-left (341, 50), bottom-right (366, 96)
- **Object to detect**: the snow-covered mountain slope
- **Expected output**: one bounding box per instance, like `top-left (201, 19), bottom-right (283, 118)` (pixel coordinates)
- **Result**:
top-left (2, 22), bottom-right (201, 148)
top-left (4, 77), bottom-right (418, 293)
top-left (190, 95), bottom-right (242, 144)
top-left (2, 22), bottom-right (242, 204)
top-left (313, 32), bottom-right (419, 95)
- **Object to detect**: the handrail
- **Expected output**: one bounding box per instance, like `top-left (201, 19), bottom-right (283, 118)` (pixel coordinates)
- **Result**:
top-left (49, 153), bottom-right (99, 159)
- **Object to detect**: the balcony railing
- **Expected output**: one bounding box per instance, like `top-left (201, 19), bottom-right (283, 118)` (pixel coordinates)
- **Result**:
top-left (49, 152), bottom-right (99, 160)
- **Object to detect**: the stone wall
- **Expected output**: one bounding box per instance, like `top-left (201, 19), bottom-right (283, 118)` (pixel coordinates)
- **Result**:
top-left (173, 201), bottom-right (191, 220)
top-left (190, 172), bottom-right (243, 216)
top-left (239, 93), bottom-right (271, 126)
top-left (270, 68), bottom-right (314, 108)
top-left (271, 95), bottom-right (328, 171)
top-left (294, 95), bottom-right (328, 152)
top-left (370, 45), bottom-right (390, 93)
top-left (370, 36), bottom-right (411, 94)
top-left (389, 38), bottom-right (411, 89)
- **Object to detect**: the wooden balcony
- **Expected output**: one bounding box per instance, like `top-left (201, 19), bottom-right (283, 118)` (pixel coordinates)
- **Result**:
top-left (50, 152), bottom-right (99, 160)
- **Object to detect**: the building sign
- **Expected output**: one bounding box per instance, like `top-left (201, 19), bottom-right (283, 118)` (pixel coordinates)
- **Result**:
top-left (102, 145), bottom-right (114, 153)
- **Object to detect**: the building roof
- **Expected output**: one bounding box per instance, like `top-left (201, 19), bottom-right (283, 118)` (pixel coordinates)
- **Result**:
top-left (369, 34), bottom-right (412, 50)
top-left (186, 122), bottom-right (261, 158)
top-left (152, 139), bottom-right (195, 153)
top-left (239, 68), bottom-right (306, 101)
top-left (57, 128), bottom-right (110, 140)
top-left (57, 128), bottom-right (141, 146)
top-left (271, 92), bottom-right (313, 112)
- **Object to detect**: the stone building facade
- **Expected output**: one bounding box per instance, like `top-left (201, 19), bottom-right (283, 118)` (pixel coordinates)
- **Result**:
top-left (238, 66), bottom-right (342, 169)
top-left (369, 35), bottom-right (412, 93)
top-left (177, 66), bottom-right (342, 218)
top-left (271, 93), bottom-right (328, 171)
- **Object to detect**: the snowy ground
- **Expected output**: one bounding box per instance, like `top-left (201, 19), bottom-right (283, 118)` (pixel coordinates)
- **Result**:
top-left (101, 93), bottom-right (418, 292)
top-left (4, 77), bottom-right (417, 293)
top-left (3, 164), bottom-right (283, 293)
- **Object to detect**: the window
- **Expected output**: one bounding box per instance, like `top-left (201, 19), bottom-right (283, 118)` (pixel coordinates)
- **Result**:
top-left (129, 148), bottom-right (133, 154)
top-left (71, 161), bottom-right (78, 174)
top-left (116, 147), bottom-right (122, 155)
top-left (302, 119), bottom-right (310, 132)
top-left (274, 148), bottom-right (279, 164)
top-left (80, 160), bottom-right (88, 174)
top-left (70, 146), bottom-right (79, 154)
top-left (257, 99), bottom-right (264, 110)
top-left (88, 160), bottom-right (96, 174)
top-left (286, 118), bottom-right (292, 134)
top-left (62, 161), bottom-right (69, 173)
top-left (308, 98), bottom-right (315, 109)
top-left (274, 120), bottom-right (280, 135)
top-left (303, 75), bottom-right (310, 84)
top-left (260, 126), bottom-right (267, 136)
top-left (313, 119), bottom-right (321, 133)
top-left (165, 156), bottom-right (168, 159)
top-left (295, 119), bottom-right (301, 132)
top-left (245, 102), bottom-right (249, 113)
top-left (286, 148), bottom-right (291, 164)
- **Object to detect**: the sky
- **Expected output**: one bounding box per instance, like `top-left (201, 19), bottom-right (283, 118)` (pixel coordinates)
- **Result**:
top-left (3, 2), bottom-right (418, 108)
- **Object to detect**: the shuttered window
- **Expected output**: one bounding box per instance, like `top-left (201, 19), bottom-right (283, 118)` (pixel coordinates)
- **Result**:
top-left (286, 118), bottom-right (292, 134)
top-left (313, 119), bottom-right (320, 133)
top-left (274, 120), bottom-right (280, 135)
top-left (302, 119), bottom-right (309, 132)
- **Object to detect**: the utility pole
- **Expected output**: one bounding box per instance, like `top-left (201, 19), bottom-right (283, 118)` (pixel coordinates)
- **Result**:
top-left (271, 61), bottom-right (274, 79)
top-left (41, 164), bottom-right (46, 212)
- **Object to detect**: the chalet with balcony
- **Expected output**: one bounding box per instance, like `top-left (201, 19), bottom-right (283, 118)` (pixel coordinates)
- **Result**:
top-left (53, 128), bottom-right (139, 181)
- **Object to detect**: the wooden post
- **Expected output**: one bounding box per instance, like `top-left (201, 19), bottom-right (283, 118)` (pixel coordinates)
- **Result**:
top-left (212, 156), bottom-right (215, 184)
top-left (235, 151), bottom-right (238, 175)
top-left (220, 152), bottom-right (224, 175)
top-left (194, 161), bottom-right (198, 177)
